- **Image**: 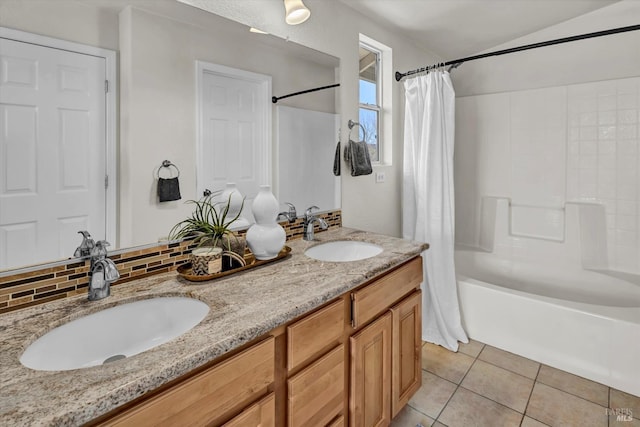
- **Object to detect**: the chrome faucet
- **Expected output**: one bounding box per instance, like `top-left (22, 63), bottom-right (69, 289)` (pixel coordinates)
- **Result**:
top-left (303, 206), bottom-right (328, 241)
top-left (88, 240), bottom-right (119, 301)
top-left (277, 202), bottom-right (297, 223)
top-left (73, 231), bottom-right (95, 258)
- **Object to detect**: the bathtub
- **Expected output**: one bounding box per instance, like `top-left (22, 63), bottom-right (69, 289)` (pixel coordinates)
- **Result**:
top-left (456, 247), bottom-right (640, 396)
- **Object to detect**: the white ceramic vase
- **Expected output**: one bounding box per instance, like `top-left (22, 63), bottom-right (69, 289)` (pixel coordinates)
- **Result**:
top-left (219, 183), bottom-right (250, 230)
top-left (251, 185), bottom-right (279, 224)
top-left (246, 185), bottom-right (285, 260)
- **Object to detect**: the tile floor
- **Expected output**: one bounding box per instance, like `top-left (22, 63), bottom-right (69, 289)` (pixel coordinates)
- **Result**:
top-left (391, 340), bottom-right (640, 427)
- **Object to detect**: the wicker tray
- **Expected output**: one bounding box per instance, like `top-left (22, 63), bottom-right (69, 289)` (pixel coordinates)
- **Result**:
top-left (177, 246), bottom-right (292, 283)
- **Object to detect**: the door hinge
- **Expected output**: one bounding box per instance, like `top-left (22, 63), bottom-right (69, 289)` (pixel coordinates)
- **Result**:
top-left (105, 175), bottom-right (109, 189)
top-left (105, 80), bottom-right (109, 93)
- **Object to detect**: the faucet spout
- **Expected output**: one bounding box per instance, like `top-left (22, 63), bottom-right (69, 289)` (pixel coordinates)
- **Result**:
top-left (303, 206), bottom-right (328, 241)
top-left (277, 202), bottom-right (297, 223)
top-left (87, 240), bottom-right (119, 301)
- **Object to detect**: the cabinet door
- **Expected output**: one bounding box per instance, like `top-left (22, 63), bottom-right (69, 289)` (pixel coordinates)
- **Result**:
top-left (391, 291), bottom-right (422, 417)
top-left (349, 313), bottom-right (391, 427)
top-left (224, 393), bottom-right (275, 427)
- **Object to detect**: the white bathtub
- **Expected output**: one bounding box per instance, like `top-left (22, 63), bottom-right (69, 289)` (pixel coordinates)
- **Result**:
top-left (456, 247), bottom-right (640, 396)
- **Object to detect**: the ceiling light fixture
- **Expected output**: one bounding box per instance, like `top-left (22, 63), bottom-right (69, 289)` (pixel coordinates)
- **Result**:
top-left (283, 0), bottom-right (310, 25)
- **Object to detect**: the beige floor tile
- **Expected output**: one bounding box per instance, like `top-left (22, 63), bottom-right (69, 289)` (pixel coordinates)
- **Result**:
top-left (537, 365), bottom-right (609, 406)
top-left (478, 345), bottom-right (540, 379)
top-left (390, 405), bottom-right (435, 427)
top-left (521, 416), bottom-right (550, 427)
top-left (609, 388), bottom-right (640, 426)
top-left (461, 359), bottom-right (534, 413)
top-left (610, 388), bottom-right (640, 411)
top-left (422, 343), bottom-right (475, 384)
top-left (457, 339), bottom-right (485, 358)
top-left (431, 422), bottom-right (446, 427)
top-left (438, 387), bottom-right (523, 427)
top-left (526, 382), bottom-right (607, 427)
top-left (408, 371), bottom-right (457, 419)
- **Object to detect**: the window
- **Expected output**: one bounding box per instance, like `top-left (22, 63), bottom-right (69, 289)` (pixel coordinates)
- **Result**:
top-left (359, 35), bottom-right (391, 165)
top-left (359, 44), bottom-right (380, 162)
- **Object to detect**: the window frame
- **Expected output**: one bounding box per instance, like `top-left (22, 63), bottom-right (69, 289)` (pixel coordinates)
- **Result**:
top-left (359, 42), bottom-right (382, 163)
top-left (359, 34), bottom-right (392, 166)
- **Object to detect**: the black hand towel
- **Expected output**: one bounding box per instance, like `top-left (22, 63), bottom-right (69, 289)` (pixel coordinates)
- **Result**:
top-left (333, 141), bottom-right (341, 176)
top-left (344, 138), bottom-right (373, 176)
top-left (157, 177), bottom-right (181, 202)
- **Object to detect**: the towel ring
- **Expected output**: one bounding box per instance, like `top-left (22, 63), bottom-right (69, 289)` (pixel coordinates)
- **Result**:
top-left (348, 119), bottom-right (366, 142)
top-left (157, 160), bottom-right (180, 179)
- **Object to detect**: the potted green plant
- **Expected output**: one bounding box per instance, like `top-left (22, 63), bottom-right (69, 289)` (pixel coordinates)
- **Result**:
top-left (169, 192), bottom-right (246, 274)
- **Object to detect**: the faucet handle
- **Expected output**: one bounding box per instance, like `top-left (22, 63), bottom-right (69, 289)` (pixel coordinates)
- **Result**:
top-left (305, 205), bottom-right (319, 218)
top-left (92, 240), bottom-right (111, 257)
top-left (285, 202), bottom-right (297, 217)
top-left (74, 231), bottom-right (95, 258)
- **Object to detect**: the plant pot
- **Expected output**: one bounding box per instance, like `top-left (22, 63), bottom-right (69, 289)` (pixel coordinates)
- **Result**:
top-left (216, 234), bottom-right (246, 258)
top-left (189, 247), bottom-right (223, 275)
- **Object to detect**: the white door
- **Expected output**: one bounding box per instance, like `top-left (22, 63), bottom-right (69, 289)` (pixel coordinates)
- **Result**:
top-left (0, 38), bottom-right (106, 269)
top-left (197, 62), bottom-right (271, 218)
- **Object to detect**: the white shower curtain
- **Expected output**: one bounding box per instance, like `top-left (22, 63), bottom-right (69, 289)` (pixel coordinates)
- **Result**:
top-left (402, 71), bottom-right (468, 351)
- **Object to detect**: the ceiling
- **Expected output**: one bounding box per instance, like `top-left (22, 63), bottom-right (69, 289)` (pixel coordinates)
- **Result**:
top-left (337, 0), bottom-right (621, 59)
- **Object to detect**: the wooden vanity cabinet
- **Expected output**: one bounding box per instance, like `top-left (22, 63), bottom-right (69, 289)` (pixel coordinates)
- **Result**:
top-left (348, 257), bottom-right (423, 427)
top-left (287, 256), bottom-right (423, 427)
top-left (98, 337), bottom-right (275, 427)
top-left (94, 256), bottom-right (422, 427)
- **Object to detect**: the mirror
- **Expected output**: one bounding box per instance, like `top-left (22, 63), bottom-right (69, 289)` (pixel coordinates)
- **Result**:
top-left (0, 0), bottom-right (340, 272)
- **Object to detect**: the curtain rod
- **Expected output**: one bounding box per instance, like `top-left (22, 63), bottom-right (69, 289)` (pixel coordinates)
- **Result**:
top-left (272, 83), bottom-right (340, 103)
top-left (395, 24), bottom-right (640, 82)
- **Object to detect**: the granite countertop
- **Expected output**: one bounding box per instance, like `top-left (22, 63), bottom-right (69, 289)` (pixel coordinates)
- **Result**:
top-left (0, 228), bottom-right (426, 426)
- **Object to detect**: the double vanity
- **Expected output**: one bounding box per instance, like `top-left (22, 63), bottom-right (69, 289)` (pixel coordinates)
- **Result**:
top-left (0, 228), bottom-right (427, 426)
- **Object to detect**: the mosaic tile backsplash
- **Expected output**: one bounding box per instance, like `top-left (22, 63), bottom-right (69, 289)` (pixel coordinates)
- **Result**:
top-left (0, 210), bottom-right (341, 315)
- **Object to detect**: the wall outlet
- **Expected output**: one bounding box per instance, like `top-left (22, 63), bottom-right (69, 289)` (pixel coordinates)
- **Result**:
top-left (375, 172), bottom-right (385, 183)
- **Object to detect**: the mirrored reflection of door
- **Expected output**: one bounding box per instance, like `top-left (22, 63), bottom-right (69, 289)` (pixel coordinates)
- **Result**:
top-left (0, 38), bottom-right (106, 270)
top-left (197, 62), bottom-right (271, 219)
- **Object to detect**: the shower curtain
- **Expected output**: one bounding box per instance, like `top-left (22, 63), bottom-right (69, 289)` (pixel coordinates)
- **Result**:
top-left (402, 71), bottom-right (468, 351)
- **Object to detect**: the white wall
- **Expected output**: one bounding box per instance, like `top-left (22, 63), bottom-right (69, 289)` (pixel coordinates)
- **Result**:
top-left (180, 0), bottom-right (440, 238)
top-left (454, 1), bottom-right (640, 274)
top-left (0, 0), bottom-right (119, 51)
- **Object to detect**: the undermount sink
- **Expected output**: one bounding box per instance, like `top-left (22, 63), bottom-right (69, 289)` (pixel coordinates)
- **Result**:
top-left (20, 296), bottom-right (209, 371)
top-left (304, 240), bottom-right (383, 262)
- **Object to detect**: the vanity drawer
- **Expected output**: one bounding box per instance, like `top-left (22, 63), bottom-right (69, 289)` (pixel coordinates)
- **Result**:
top-left (102, 337), bottom-right (274, 427)
top-left (351, 257), bottom-right (422, 328)
top-left (288, 344), bottom-right (345, 427)
top-left (287, 299), bottom-right (344, 371)
top-left (223, 393), bottom-right (275, 427)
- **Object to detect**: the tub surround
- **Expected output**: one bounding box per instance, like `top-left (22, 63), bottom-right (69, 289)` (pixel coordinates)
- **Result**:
top-left (0, 227), bottom-right (426, 426)
top-left (455, 194), bottom-right (640, 396)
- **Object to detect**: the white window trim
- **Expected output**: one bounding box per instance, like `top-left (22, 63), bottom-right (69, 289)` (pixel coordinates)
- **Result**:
top-left (359, 34), bottom-right (393, 166)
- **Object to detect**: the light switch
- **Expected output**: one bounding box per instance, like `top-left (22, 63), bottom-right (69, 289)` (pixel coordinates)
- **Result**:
top-left (375, 172), bottom-right (385, 183)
